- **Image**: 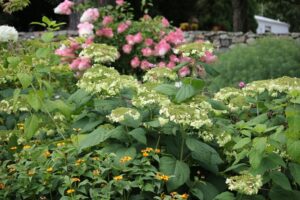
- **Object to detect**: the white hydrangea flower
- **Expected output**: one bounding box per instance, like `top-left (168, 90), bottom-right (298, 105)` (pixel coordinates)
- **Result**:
top-left (0, 25), bottom-right (18, 42)
top-left (226, 172), bottom-right (263, 195)
top-left (107, 107), bottom-right (140, 123)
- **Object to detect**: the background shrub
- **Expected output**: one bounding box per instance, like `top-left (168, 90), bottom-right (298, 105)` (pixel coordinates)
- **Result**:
top-left (209, 37), bottom-right (300, 91)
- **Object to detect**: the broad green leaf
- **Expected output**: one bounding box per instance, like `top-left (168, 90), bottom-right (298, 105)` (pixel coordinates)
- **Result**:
top-left (192, 182), bottom-right (219, 200)
top-left (41, 32), bottom-right (54, 42)
top-left (253, 153), bottom-right (286, 174)
top-left (223, 163), bottom-right (248, 173)
top-left (36, 47), bottom-right (51, 58)
top-left (246, 113), bottom-right (268, 126)
top-left (289, 163), bottom-right (300, 185)
top-left (120, 115), bottom-right (141, 128)
top-left (68, 89), bottom-right (91, 107)
top-left (285, 105), bottom-right (300, 139)
top-left (202, 62), bottom-right (220, 77)
top-left (270, 171), bottom-right (292, 191)
top-left (26, 92), bottom-right (43, 111)
top-left (159, 156), bottom-right (190, 191)
top-left (207, 99), bottom-right (228, 110)
top-left (253, 124), bottom-right (267, 134)
top-left (233, 137), bottom-right (251, 149)
top-left (17, 73), bottom-right (32, 89)
top-left (269, 185), bottom-right (300, 200)
top-left (249, 137), bottom-right (267, 168)
top-left (43, 100), bottom-right (74, 117)
top-left (155, 84), bottom-right (178, 96)
top-left (213, 192), bottom-right (235, 200)
top-left (7, 56), bottom-right (20, 68)
top-left (24, 114), bottom-right (40, 140)
top-left (182, 77), bottom-right (205, 91)
top-left (128, 128), bottom-right (147, 145)
top-left (12, 88), bottom-right (20, 112)
top-left (190, 188), bottom-right (204, 200)
top-left (175, 84), bottom-right (195, 103)
top-left (79, 126), bottom-right (124, 150)
top-left (186, 137), bottom-right (223, 173)
top-left (287, 140), bottom-right (300, 163)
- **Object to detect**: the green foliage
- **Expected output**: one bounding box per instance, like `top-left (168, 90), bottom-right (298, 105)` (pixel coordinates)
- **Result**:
top-left (209, 37), bottom-right (300, 91)
top-left (0, 0), bottom-right (30, 13)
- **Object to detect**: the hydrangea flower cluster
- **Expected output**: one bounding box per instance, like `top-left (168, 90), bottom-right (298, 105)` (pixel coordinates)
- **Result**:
top-left (0, 99), bottom-right (29, 114)
top-left (226, 172), bottom-right (263, 195)
top-left (55, 37), bottom-right (119, 75)
top-left (159, 99), bottom-right (213, 129)
top-left (0, 25), bottom-right (18, 42)
top-left (214, 77), bottom-right (300, 111)
top-left (79, 43), bottom-right (119, 64)
top-left (77, 64), bottom-right (138, 97)
top-left (143, 67), bottom-right (178, 83)
top-left (107, 107), bottom-right (140, 123)
top-left (132, 86), bottom-right (171, 108)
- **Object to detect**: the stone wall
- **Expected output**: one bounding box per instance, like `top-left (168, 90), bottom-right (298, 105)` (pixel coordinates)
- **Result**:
top-left (19, 30), bottom-right (300, 52)
top-left (184, 31), bottom-right (300, 51)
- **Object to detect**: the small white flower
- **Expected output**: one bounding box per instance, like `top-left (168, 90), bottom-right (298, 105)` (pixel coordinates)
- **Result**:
top-left (0, 25), bottom-right (18, 42)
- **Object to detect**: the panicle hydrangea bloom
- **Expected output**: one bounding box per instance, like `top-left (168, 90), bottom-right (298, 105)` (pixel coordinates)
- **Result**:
top-left (159, 97), bottom-right (213, 129)
top-left (226, 172), bottom-right (263, 195)
top-left (54, 0), bottom-right (74, 15)
top-left (143, 67), bottom-right (178, 83)
top-left (0, 25), bottom-right (18, 42)
top-left (132, 86), bottom-right (171, 108)
top-left (130, 56), bottom-right (140, 68)
top-left (79, 43), bottom-right (119, 64)
top-left (77, 65), bottom-right (138, 97)
top-left (96, 27), bottom-right (114, 38)
top-left (107, 107), bottom-right (140, 123)
top-left (117, 21), bottom-right (130, 33)
top-left (80, 8), bottom-right (99, 23)
top-left (214, 77), bottom-right (300, 112)
top-left (77, 22), bottom-right (94, 37)
top-left (175, 40), bottom-right (214, 58)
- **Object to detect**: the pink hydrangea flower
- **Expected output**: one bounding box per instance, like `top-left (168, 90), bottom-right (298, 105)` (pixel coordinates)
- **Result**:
top-left (126, 34), bottom-right (135, 45)
top-left (154, 39), bottom-right (171, 56)
top-left (239, 81), bottom-right (246, 88)
top-left (141, 47), bottom-right (152, 57)
top-left (201, 51), bottom-right (217, 64)
top-left (122, 44), bottom-right (132, 54)
top-left (130, 56), bottom-right (140, 68)
top-left (96, 27), bottom-right (114, 38)
top-left (140, 60), bottom-right (154, 70)
top-left (144, 38), bottom-right (154, 46)
top-left (70, 41), bottom-right (80, 50)
top-left (165, 28), bottom-right (184, 45)
top-left (116, 0), bottom-right (124, 6)
top-left (180, 56), bottom-right (193, 63)
top-left (70, 58), bottom-right (81, 70)
top-left (55, 45), bottom-right (75, 58)
top-left (179, 67), bottom-right (190, 77)
top-left (77, 22), bottom-right (94, 37)
top-left (80, 8), bottom-right (99, 23)
top-left (162, 17), bottom-right (170, 27)
top-left (157, 61), bottom-right (166, 67)
top-left (78, 57), bottom-right (91, 71)
top-left (167, 61), bottom-right (176, 69)
top-left (169, 54), bottom-right (180, 63)
top-left (102, 16), bottom-right (114, 26)
top-left (133, 32), bottom-right (143, 43)
top-left (117, 22), bottom-right (130, 33)
top-left (54, 0), bottom-right (74, 15)
top-left (82, 37), bottom-right (94, 48)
